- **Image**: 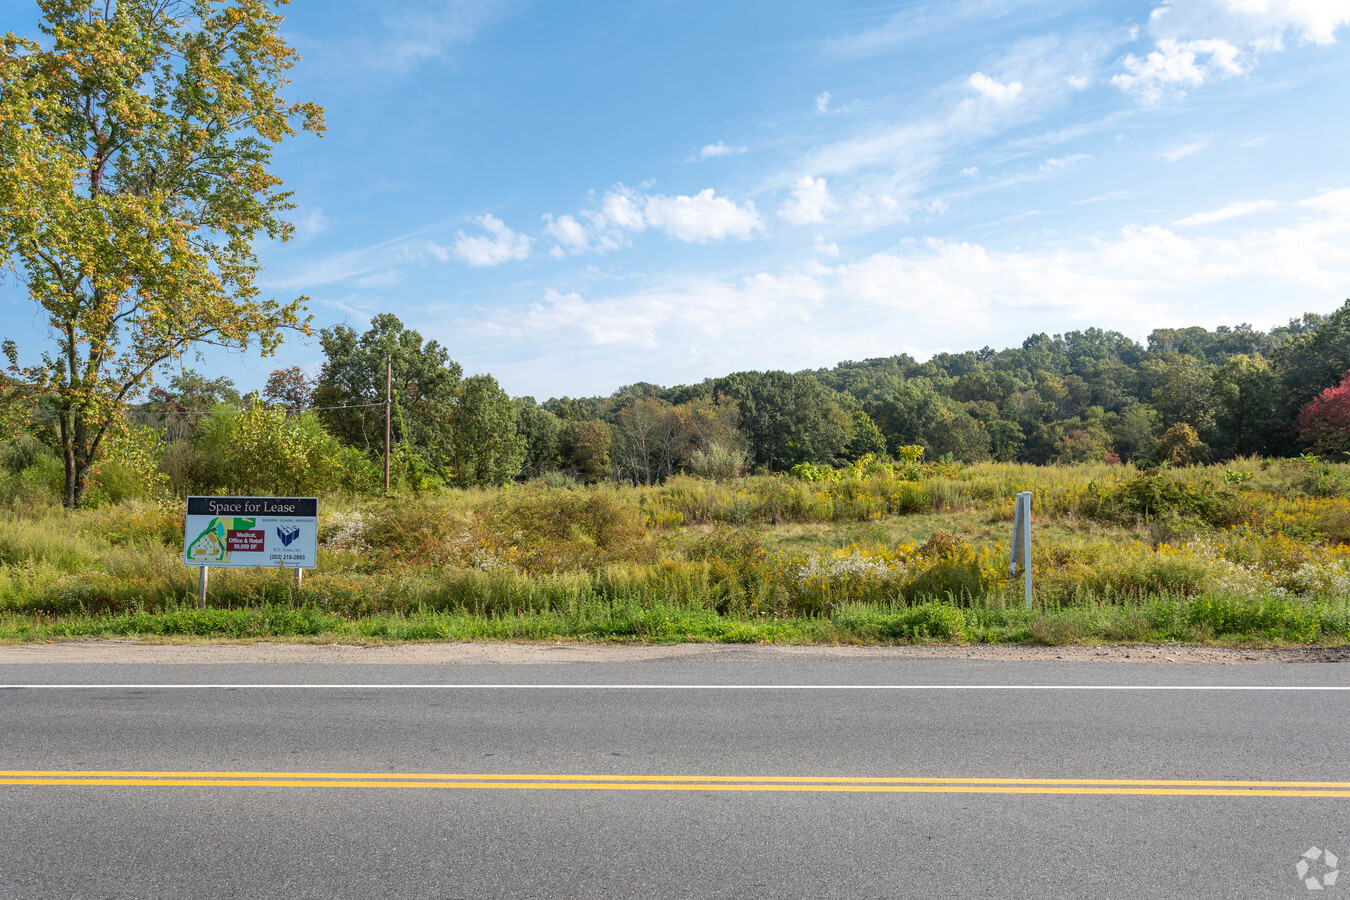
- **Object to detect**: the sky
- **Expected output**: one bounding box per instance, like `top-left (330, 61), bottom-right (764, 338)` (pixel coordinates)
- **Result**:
top-left (4, 0), bottom-right (1350, 400)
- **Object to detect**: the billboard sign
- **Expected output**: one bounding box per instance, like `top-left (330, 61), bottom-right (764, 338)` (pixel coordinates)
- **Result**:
top-left (184, 496), bottom-right (318, 569)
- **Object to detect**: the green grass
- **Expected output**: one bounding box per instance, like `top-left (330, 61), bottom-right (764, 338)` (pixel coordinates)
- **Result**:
top-left (2, 592), bottom-right (1347, 647)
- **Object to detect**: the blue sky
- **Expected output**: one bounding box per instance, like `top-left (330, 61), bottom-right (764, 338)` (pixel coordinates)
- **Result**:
top-left (5, 0), bottom-right (1350, 399)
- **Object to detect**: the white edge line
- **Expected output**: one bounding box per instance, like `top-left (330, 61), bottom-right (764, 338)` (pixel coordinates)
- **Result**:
top-left (2, 684), bottom-right (1350, 691)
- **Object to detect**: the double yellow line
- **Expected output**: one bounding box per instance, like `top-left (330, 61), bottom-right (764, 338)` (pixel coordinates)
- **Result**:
top-left (4, 770), bottom-right (1350, 797)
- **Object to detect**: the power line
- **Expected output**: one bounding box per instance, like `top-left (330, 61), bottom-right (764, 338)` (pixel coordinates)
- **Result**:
top-left (145, 401), bottom-right (386, 416)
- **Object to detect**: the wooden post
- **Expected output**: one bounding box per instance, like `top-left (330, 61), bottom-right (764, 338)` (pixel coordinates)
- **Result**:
top-left (197, 565), bottom-right (208, 609)
top-left (384, 355), bottom-right (392, 494)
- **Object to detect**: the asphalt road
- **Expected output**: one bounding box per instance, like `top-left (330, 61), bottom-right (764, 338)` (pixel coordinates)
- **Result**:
top-left (2, 651), bottom-right (1348, 898)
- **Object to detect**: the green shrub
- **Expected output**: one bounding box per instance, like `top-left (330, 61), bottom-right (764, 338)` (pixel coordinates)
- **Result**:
top-left (878, 602), bottom-right (966, 641)
top-left (1186, 596), bottom-right (1320, 642)
top-left (478, 488), bottom-right (651, 572)
top-left (902, 556), bottom-right (991, 603)
top-left (2, 437), bottom-right (51, 474)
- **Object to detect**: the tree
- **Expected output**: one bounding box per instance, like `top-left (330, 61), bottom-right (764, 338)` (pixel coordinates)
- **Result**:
top-left (430, 373), bottom-right (525, 487)
top-left (558, 420), bottom-right (611, 484)
top-left (1297, 369), bottom-right (1350, 458)
top-left (711, 371), bottom-right (850, 471)
top-left (313, 314), bottom-right (461, 455)
top-left (513, 396), bottom-right (560, 479)
top-left (1140, 352), bottom-right (1214, 433)
top-left (263, 366), bottom-right (312, 413)
top-left (1156, 422), bottom-right (1207, 467)
top-left (0, 0), bottom-right (324, 507)
top-left (1276, 299), bottom-right (1350, 414)
top-left (143, 368), bottom-right (239, 441)
top-left (1208, 354), bottom-right (1281, 459)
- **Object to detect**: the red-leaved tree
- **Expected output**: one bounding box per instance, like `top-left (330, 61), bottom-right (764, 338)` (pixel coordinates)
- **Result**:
top-left (1298, 369), bottom-right (1350, 457)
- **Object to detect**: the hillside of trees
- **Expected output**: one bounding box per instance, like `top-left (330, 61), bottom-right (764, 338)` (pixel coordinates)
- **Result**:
top-left (5, 299), bottom-right (1350, 502)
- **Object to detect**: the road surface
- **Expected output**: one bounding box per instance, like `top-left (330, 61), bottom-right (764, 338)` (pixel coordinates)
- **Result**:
top-left (1, 644), bottom-right (1347, 898)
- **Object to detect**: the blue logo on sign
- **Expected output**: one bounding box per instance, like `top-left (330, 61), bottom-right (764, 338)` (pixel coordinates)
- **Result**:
top-left (277, 525), bottom-right (301, 547)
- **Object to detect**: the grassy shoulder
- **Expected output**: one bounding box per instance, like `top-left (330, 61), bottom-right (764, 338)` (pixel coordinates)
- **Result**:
top-left (2, 594), bottom-right (1347, 647)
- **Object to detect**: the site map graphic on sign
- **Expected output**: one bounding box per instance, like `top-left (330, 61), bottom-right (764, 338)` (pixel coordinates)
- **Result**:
top-left (185, 516), bottom-right (258, 563)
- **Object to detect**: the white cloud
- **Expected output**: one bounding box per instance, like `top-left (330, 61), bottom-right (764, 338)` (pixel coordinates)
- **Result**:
top-left (542, 213), bottom-right (589, 254)
top-left (814, 234), bottom-right (840, 258)
top-left (481, 186), bottom-right (1350, 392)
top-left (779, 175), bottom-right (839, 225)
top-left (596, 188), bottom-right (647, 232)
top-left (580, 185), bottom-right (762, 244)
top-left (961, 166), bottom-right (981, 177)
top-left (699, 141), bottom-right (747, 159)
top-left (1112, 38), bottom-right (1243, 101)
top-left (642, 189), bottom-right (763, 243)
top-left (1114, 0), bottom-right (1350, 101)
top-left (816, 91), bottom-right (832, 113)
top-left (1148, 0), bottom-right (1350, 50)
top-left (968, 72), bottom-right (1024, 102)
top-left (1174, 199), bottom-right (1279, 226)
top-left (453, 214), bottom-right (533, 266)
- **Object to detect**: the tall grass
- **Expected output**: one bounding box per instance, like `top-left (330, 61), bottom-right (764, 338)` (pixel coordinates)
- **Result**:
top-left (3, 458), bottom-right (1350, 644)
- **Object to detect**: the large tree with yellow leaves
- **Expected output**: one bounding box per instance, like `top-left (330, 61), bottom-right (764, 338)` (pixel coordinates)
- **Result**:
top-left (0, 0), bottom-right (323, 506)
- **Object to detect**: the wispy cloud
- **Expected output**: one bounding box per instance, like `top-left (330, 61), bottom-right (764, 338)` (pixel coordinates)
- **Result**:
top-left (1159, 139), bottom-right (1210, 162)
top-left (311, 0), bottom-right (517, 76)
top-left (1174, 200), bottom-right (1279, 227)
top-left (1039, 153), bottom-right (1090, 172)
top-left (821, 0), bottom-right (1060, 58)
top-left (695, 141), bottom-right (748, 160)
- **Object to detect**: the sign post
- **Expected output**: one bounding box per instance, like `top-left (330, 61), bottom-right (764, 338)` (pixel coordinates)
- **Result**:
top-left (1010, 491), bottom-right (1032, 610)
top-left (184, 496), bottom-right (318, 606)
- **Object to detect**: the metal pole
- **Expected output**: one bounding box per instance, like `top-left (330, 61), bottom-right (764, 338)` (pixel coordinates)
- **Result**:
top-left (384, 355), bottom-right (392, 494)
top-left (197, 566), bottom-right (208, 609)
top-left (1021, 492), bottom-right (1033, 611)
top-left (295, 568), bottom-right (303, 590)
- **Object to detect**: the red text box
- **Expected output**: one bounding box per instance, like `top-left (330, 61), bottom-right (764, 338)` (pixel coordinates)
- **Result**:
top-left (226, 530), bottom-right (266, 552)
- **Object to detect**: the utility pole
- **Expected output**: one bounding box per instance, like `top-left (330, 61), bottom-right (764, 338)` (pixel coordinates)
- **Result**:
top-left (384, 355), bottom-right (392, 494)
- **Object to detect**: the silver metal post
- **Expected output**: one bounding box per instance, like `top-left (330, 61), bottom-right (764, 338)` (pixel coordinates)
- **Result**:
top-left (1020, 491), bottom-right (1033, 611)
top-left (197, 566), bottom-right (208, 609)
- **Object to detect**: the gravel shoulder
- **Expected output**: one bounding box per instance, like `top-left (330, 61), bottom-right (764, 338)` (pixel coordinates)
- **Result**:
top-left (2, 639), bottom-right (1349, 665)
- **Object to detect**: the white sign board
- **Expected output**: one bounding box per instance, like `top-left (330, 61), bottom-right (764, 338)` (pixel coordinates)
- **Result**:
top-left (184, 496), bottom-right (318, 569)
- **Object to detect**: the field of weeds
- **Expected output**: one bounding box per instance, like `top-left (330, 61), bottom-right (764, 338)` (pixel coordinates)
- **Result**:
top-left (3, 455), bottom-right (1350, 646)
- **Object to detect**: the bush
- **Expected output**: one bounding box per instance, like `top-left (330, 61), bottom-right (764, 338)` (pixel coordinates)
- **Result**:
top-left (2, 436), bottom-right (51, 474)
top-left (878, 603), bottom-right (966, 641)
top-left (1186, 596), bottom-right (1320, 642)
top-left (477, 488), bottom-right (651, 573)
top-left (689, 443), bottom-right (746, 481)
top-left (1100, 472), bottom-right (1246, 528)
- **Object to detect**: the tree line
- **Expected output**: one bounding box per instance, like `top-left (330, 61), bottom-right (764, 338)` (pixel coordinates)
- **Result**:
top-left (5, 300), bottom-right (1350, 502)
